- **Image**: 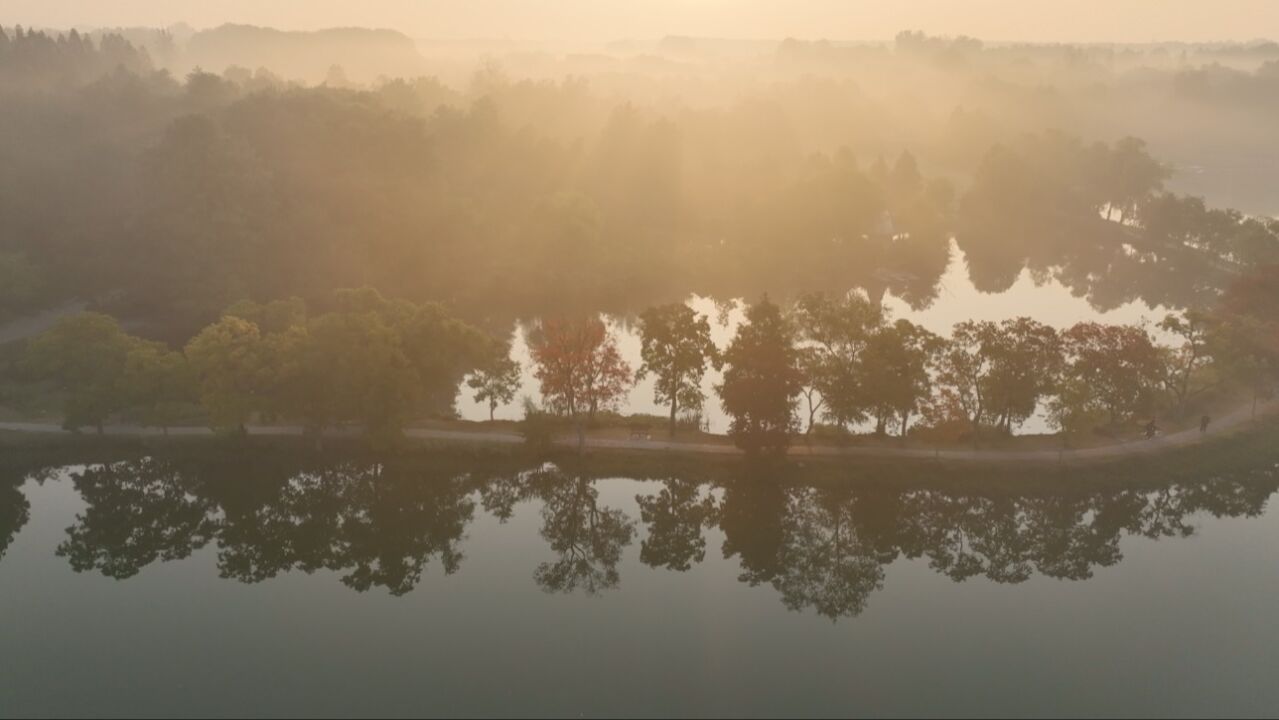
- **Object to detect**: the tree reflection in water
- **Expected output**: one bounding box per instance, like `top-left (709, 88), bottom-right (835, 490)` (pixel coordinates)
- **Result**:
top-left (1, 481), bottom-right (31, 562)
top-left (4, 449), bottom-right (1276, 621)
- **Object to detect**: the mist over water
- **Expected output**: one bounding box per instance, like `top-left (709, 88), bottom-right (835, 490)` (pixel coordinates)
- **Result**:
top-left (4, 3), bottom-right (1279, 717)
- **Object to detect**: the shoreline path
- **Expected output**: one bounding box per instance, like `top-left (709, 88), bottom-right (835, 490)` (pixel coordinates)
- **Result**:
top-left (1, 397), bottom-right (1273, 464)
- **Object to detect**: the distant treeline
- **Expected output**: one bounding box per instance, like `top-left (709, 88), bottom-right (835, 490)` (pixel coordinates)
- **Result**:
top-left (2, 26), bottom-right (1279, 338)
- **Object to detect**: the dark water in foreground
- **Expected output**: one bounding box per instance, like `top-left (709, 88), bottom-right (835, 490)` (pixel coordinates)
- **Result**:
top-left (2, 450), bottom-right (1279, 718)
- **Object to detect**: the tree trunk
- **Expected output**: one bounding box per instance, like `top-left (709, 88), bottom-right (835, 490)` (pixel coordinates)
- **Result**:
top-left (489, 401), bottom-right (496, 422)
top-left (900, 411), bottom-right (910, 438)
top-left (669, 394), bottom-right (678, 438)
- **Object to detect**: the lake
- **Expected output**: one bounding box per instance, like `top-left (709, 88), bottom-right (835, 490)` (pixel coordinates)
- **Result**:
top-left (3, 448), bottom-right (1278, 717)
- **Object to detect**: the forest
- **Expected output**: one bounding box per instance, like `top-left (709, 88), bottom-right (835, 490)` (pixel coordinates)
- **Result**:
top-left (2, 24), bottom-right (1278, 453)
top-left (3, 26), bottom-right (1279, 328)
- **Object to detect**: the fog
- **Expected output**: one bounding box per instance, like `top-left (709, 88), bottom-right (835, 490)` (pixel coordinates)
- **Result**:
top-left (10, 0), bottom-right (1279, 44)
top-left (3, 3), bottom-right (1278, 448)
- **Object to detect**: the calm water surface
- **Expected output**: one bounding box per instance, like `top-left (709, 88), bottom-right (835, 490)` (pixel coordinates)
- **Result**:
top-left (2, 452), bottom-right (1278, 718)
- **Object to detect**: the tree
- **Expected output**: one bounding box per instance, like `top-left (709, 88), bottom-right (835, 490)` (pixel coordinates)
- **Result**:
top-left (1054, 322), bottom-right (1166, 428)
top-left (1103, 137), bottom-right (1169, 223)
top-left (0, 480), bottom-right (30, 563)
top-left (716, 297), bottom-right (802, 455)
top-left (635, 479), bottom-right (719, 572)
top-left (861, 319), bottom-right (943, 437)
top-left (1216, 267), bottom-right (1279, 417)
top-left (934, 321), bottom-right (998, 446)
top-left (636, 303), bottom-right (719, 436)
top-left (257, 289), bottom-right (490, 442)
top-left (25, 313), bottom-right (135, 433)
top-left (123, 340), bottom-right (195, 433)
top-left (529, 470), bottom-right (636, 595)
top-left (770, 487), bottom-right (892, 620)
top-left (56, 459), bottom-right (217, 580)
top-left (287, 309), bottom-right (422, 443)
top-left (791, 292), bottom-right (884, 429)
top-left (529, 317), bottom-right (632, 444)
top-left (184, 316), bottom-right (269, 434)
top-left (224, 296), bottom-right (307, 334)
top-left (796, 346), bottom-right (828, 437)
top-left (467, 353), bottom-right (522, 421)
top-left (1158, 310), bottom-right (1218, 416)
top-left (394, 297), bottom-right (494, 416)
top-left (983, 318), bottom-right (1062, 433)
top-left (1212, 316), bottom-right (1279, 419)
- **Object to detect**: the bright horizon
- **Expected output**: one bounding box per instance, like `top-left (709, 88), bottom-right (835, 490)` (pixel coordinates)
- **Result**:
top-left (7, 0), bottom-right (1279, 44)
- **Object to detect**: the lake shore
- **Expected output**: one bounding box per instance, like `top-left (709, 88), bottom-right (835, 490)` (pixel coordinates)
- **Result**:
top-left (2, 395), bottom-right (1275, 471)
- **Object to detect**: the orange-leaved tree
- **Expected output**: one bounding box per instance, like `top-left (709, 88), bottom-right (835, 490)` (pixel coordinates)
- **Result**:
top-left (529, 317), bottom-right (632, 446)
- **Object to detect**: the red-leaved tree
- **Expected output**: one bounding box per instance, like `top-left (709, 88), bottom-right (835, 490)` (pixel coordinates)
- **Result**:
top-left (530, 317), bottom-right (632, 426)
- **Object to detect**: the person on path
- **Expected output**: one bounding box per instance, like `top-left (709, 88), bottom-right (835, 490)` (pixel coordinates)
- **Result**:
top-left (1200, 415), bottom-right (1212, 434)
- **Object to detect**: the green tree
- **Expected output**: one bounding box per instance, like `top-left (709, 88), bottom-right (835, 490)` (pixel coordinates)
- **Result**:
top-left (796, 346), bottom-right (828, 437)
top-left (395, 298), bottom-right (494, 416)
top-left (1158, 310), bottom-right (1219, 416)
top-left (636, 303), bottom-right (719, 437)
top-left (791, 292), bottom-right (884, 429)
top-left (934, 320), bottom-right (999, 446)
top-left (256, 289), bottom-right (492, 442)
top-left (983, 317), bottom-right (1062, 433)
top-left (123, 340), bottom-right (195, 433)
top-left (1055, 322), bottom-right (1166, 428)
top-left (467, 353), bottom-right (522, 421)
top-left (224, 296), bottom-right (307, 333)
top-left (861, 319), bottom-right (944, 437)
top-left (25, 313), bottom-right (135, 433)
top-left (279, 308), bottom-right (421, 443)
top-left (184, 316), bottom-right (269, 434)
top-left (716, 297), bottom-right (802, 455)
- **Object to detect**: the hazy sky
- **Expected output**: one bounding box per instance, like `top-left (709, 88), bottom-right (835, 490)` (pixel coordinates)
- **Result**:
top-left (8, 0), bottom-right (1279, 43)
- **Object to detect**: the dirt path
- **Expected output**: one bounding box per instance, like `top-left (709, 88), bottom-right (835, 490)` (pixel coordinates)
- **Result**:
top-left (1, 397), bottom-right (1273, 464)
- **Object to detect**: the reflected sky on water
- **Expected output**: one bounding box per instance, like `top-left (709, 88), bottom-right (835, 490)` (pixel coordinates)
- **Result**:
top-left (2, 450), bottom-right (1278, 717)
